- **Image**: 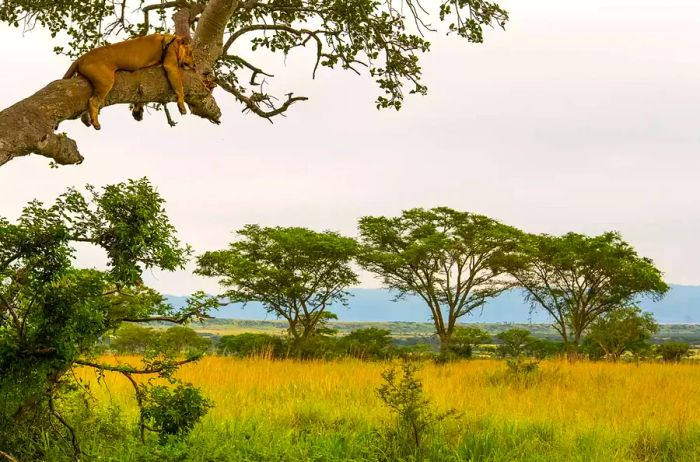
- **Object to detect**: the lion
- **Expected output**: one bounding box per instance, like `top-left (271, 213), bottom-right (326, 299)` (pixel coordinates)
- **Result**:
top-left (63, 33), bottom-right (195, 130)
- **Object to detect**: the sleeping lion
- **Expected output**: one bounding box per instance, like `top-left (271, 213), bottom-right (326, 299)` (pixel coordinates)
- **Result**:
top-left (63, 33), bottom-right (195, 130)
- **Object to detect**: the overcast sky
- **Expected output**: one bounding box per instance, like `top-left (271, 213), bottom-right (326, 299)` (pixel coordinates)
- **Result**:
top-left (1, 0), bottom-right (699, 295)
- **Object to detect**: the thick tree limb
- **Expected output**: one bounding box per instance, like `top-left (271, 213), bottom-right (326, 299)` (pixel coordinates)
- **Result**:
top-left (0, 451), bottom-right (19, 462)
top-left (194, 0), bottom-right (240, 72)
top-left (0, 67), bottom-right (220, 167)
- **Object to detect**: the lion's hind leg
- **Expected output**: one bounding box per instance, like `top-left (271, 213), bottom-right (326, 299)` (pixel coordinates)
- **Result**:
top-left (79, 64), bottom-right (115, 130)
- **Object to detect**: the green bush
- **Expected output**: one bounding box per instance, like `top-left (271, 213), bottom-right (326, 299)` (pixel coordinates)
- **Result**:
top-left (340, 328), bottom-right (393, 360)
top-left (377, 361), bottom-right (456, 459)
top-left (656, 342), bottom-right (691, 362)
top-left (449, 327), bottom-right (491, 359)
top-left (142, 383), bottom-right (213, 443)
top-left (217, 333), bottom-right (285, 358)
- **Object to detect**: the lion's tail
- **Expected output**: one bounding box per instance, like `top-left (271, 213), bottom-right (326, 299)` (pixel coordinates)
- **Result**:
top-left (62, 60), bottom-right (79, 79)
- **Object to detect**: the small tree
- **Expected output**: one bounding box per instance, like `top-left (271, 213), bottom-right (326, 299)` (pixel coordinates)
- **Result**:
top-left (495, 328), bottom-right (534, 358)
top-left (450, 326), bottom-right (491, 358)
top-left (342, 328), bottom-right (393, 360)
top-left (505, 232), bottom-right (668, 359)
top-left (657, 342), bottom-right (691, 362)
top-left (377, 361), bottom-right (456, 458)
top-left (584, 307), bottom-right (658, 361)
top-left (358, 207), bottom-right (519, 355)
top-left (196, 226), bottom-right (358, 355)
top-left (218, 333), bottom-right (284, 358)
top-left (0, 179), bottom-right (218, 459)
top-left (111, 324), bottom-right (159, 354)
top-left (158, 326), bottom-right (211, 355)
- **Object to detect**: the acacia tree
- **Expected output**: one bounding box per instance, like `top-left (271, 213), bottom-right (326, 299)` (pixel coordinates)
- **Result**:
top-left (0, 0), bottom-right (508, 167)
top-left (584, 306), bottom-right (658, 361)
top-left (196, 225), bottom-right (358, 352)
top-left (505, 232), bottom-right (668, 359)
top-left (0, 178), bottom-right (217, 460)
top-left (358, 207), bottom-right (519, 354)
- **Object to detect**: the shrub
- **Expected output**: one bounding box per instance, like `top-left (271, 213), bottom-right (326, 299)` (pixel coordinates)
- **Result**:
top-left (656, 342), bottom-right (691, 362)
top-left (110, 324), bottom-right (159, 354)
top-left (141, 383), bottom-right (213, 443)
top-left (341, 328), bottom-right (393, 360)
top-left (158, 326), bottom-right (211, 355)
top-left (217, 333), bottom-right (284, 358)
top-left (377, 361), bottom-right (456, 458)
top-left (449, 327), bottom-right (491, 359)
top-left (495, 328), bottom-right (534, 358)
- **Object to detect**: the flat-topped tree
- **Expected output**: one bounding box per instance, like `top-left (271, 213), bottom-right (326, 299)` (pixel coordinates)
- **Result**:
top-left (0, 0), bottom-right (508, 167)
top-left (196, 225), bottom-right (358, 354)
top-left (357, 207), bottom-right (520, 355)
top-left (0, 178), bottom-right (218, 460)
top-left (504, 231), bottom-right (669, 360)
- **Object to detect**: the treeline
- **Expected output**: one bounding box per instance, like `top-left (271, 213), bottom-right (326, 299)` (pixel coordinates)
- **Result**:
top-left (194, 207), bottom-right (669, 361)
top-left (108, 321), bottom-right (693, 363)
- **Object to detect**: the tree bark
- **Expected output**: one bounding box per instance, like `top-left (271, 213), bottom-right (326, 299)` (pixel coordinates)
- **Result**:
top-left (0, 68), bottom-right (220, 166)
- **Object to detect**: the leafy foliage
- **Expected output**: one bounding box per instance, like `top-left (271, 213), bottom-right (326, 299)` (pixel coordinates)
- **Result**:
top-left (495, 328), bottom-right (534, 358)
top-left (218, 332), bottom-right (285, 357)
top-left (377, 361), bottom-right (456, 458)
top-left (656, 342), bottom-right (691, 363)
top-left (505, 232), bottom-right (669, 356)
top-left (0, 0), bottom-right (508, 116)
top-left (142, 383), bottom-right (213, 443)
top-left (197, 225), bottom-right (358, 353)
top-left (584, 307), bottom-right (658, 361)
top-left (358, 207), bottom-right (519, 352)
top-left (342, 327), bottom-right (394, 360)
top-left (449, 326), bottom-right (491, 358)
top-left (0, 178), bottom-right (213, 459)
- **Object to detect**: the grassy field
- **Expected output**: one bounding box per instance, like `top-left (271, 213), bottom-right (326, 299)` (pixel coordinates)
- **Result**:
top-left (69, 356), bottom-right (700, 461)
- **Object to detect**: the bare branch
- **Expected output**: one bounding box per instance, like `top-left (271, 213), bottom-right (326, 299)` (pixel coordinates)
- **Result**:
top-left (217, 78), bottom-right (307, 121)
top-left (163, 104), bottom-right (178, 127)
top-left (224, 55), bottom-right (274, 85)
top-left (143, 1), bottom-right (183, 34)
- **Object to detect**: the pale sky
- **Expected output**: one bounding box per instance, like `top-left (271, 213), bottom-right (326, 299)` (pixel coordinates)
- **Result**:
top-left (1, 0), bottom-right (699, 295)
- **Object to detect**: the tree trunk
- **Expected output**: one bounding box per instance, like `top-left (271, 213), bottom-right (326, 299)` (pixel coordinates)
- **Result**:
top-left (0, 65), bottom-right (220, 167)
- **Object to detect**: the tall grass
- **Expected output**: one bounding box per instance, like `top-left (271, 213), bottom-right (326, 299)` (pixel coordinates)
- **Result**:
top-left (71, 357), bottom-right (700, 461)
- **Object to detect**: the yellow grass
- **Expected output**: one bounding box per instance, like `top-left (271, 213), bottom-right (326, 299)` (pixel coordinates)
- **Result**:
top-left (76, 356), bottom-right (700, 438)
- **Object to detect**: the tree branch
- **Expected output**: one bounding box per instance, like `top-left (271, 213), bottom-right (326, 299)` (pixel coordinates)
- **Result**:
top-left (48, 397), bottom-right (80, 462)
top-left (0, 452), bottom-right (19, 462)
top-left (193, 0), bottom-right (241, 73)
top-left (75, 358), bottom-right (196, 374)
top-left (217, 78), bottom-right (307, 120)
top-left (0, 67), bottom-right (220, 167)
top-left (119, 314), bottom-right (211, 323)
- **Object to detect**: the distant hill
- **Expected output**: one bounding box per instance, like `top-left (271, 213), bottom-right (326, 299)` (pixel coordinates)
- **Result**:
top-left (166, 284), bottom-right (700, 324)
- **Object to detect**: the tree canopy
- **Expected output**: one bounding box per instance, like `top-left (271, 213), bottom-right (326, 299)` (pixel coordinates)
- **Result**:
top-left (196, 225), bottom-right (358, 351)
top-left (505, 231), bottom-right (669, 357)
top-left (0, 178), bottom-right (217, 459)
top-left (0, 0), bottom-right (508, 166)
top-left (584, 306), bottom-right (658, 361)
top-left (357, 207), bottom-right (519, 353)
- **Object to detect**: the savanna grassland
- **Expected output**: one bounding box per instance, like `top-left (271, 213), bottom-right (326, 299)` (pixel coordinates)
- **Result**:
top-left (68, 356), bottom-right (700, 462)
